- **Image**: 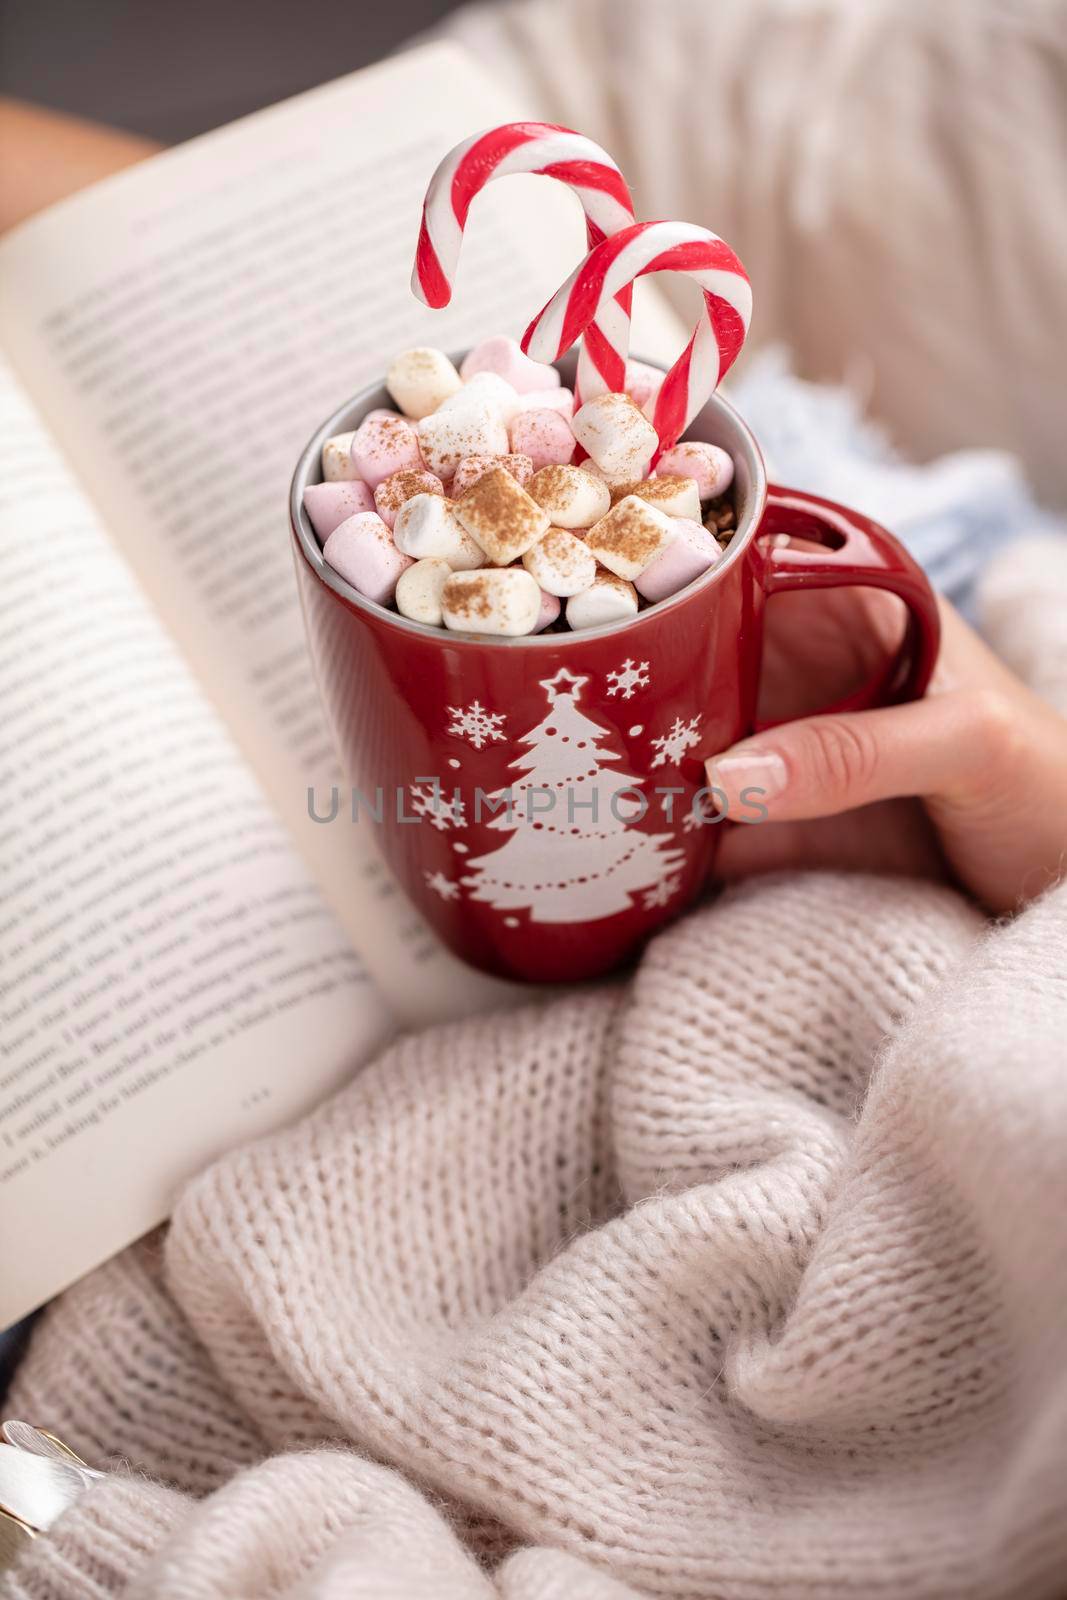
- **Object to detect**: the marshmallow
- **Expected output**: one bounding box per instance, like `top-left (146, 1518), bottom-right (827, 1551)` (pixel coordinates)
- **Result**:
top-left (585, 494), bottom-right (676, 580)
top-left (439, 371), bottom-right (520, 422)
top-left (373, 468), bottom-right (444, 530)
top-left (303, 480), bottom-right (374, 541)
top-left (461, 335), bottom-right (561, 395)
top-left (364, 408), bottom-right (403, 423)
top-left (322, 432), bottom-right (360, 481)
top-left (521, 526), bottom-right (597, 597)
top-left (534, 589), bottom-right (562, 632)
top-left (417, 402), bottom-right (510, 479)
top-left (526, 464), bottom-right (610, 529)
top-left (571, 393), bottom-right (658, 482)
top-left (513, 386), bottom-right (575, 418)
top-left (655, 441), bottom-right (735, 501)
top-left (451, 453), bottom-right (534, 496)
top-left (624, 360), bottom-right (663, 412)
top-left (508, 408), bottom-right (576, 472)
top-left (452, 467), bottom-right (550, 565)
top-left (395, 557), bottom-right (453, 626)
top-left (385, 348), bottom-right (462, 419)
top-left (441, 567), bottom-right (542, 636)
top-left (635, 517), bottom-right (722, 602)
top-left (565, 570), bottom-right (639, 631)
top-left (350, 415), bottom-right (423, 489)
top-left (323, 513), bottom-right (413, 604)
top-left (393, 494), bottom-right (483, 568)
top-left (615, 475), bottom-right (702, 521)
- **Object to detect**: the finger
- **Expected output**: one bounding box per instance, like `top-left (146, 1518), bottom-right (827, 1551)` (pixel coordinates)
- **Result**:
top-left (706, 689), bottom-right (1008, 824)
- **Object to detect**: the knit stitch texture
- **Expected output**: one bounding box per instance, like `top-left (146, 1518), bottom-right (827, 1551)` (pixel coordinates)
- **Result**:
top-left (4, 545), bottom-right (1067, 1598)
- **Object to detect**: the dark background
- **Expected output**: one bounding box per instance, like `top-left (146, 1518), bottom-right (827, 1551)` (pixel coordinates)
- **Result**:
top-left (0, 0), bottom-right (468, 141)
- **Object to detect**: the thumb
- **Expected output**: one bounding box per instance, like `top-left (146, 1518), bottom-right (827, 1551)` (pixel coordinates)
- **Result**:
top-left (706, 690), bottom-right (1005, 823)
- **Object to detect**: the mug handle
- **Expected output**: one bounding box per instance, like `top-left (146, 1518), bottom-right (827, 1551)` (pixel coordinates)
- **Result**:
top-left (754, 484), bottom-right (941, 729)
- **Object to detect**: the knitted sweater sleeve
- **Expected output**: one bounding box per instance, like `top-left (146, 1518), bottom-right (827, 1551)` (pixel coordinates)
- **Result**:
top-left (2, 1478), bottom-right (185, 1600)
top-left (3, 1452), bottom-right (643, 1599)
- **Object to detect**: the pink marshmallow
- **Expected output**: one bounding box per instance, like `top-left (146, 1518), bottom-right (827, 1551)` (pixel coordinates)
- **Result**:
top-left (364, 407), bottom-right (403, 423)
top-left (461, 335), bottom-right (561, 395)
top-left (350, 414), bottom-right (423, 489)
top-left (624, 360), bottom-right (663, 412)
top-left (634, 517), bottom-right (721, 602)
top-left (322, 512), bottom-right (413, 604)
top-left (533, 589), bottom-right (561, 632)
top-left (373, 468), bottom-right (443, 530)
top-left (451, 452), bottom-right (534, 496)
top-left (303, 480), bottom-right (374, 542)
top-left (508, 408), bottom-right (576, 472)
top-left (513, 387), bottom-right (574, 418)
top-left (655, 441), bottom-right (735, 501)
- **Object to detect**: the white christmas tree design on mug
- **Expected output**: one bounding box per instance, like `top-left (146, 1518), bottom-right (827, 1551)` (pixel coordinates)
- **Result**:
top-left (461, 668), bottom-right (684, 925)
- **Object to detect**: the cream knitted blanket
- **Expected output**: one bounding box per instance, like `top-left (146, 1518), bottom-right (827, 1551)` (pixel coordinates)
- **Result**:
top-left (3, 537), bottom-right (1067, 1600)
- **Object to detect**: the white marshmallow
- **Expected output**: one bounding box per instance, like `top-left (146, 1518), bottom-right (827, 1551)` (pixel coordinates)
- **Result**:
top-left (522, 527), bottom-right (597, 597)
top-left (584, 495), bottom-right (676, 580)
top-left (373, 468), bottom-right (443, 530)
top-left (635, 517), bottom-right (722, 602)
top-left (513, 386), bottom-right (575, 418)
top-left (322, 432), bottom-right (360, 481)
top-left (452, 467), bottom-right (550, 565)
top-left (416, 403), bottom-right (510, 479)
top-left (619, 475), bottom-right (702, 521)
top-left (393, 494), bottom-right (484, 568)
top-left (442, 567), bottom-right (542, 637)
top-left (385, 348), bottom-right (462, 419)
top-left (571, 393), bottom-right (658, 482)
top-left (395, 557), bottom-right (453, 626)
top-left (526, 465), bottom-right (610, 529)
top-left (323, 513), bottom-right (413, 604)
top-left (460, 336), bottom-right (561, 395)
top-left (565, 570), bottom-right (639, 630)
top-left (438, 371), bottom-right (521, 423)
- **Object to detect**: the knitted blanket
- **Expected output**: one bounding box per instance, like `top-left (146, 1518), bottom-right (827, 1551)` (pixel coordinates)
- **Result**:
top-left (4, 537), bottom-right (1067, 1599)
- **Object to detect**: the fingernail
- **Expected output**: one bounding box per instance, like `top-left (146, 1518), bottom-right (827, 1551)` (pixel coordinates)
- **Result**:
top-left (705, 745), bottom-right (788, 800)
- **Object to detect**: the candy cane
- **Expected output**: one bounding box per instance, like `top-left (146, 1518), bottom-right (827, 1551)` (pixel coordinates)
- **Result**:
top-left (522, 220), bottom-right (752, 454)
top-left (411, 122), bottom-right (636, 403)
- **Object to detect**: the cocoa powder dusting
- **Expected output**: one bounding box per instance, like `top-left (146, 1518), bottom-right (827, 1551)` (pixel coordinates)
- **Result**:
top-left (528, 464), bottom-right (576, 506)
top-left (378, 469), bottom-right (439, 508)
top-left (456, 467), bottom-right (546, 559)
top-left (591, 498), bottom-right (669, 566)
top-left (444, 574), bottom-right (493, 619)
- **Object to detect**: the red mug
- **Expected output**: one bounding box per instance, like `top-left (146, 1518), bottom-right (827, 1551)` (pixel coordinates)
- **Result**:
top-left (290, 353), bottom-right (939, 983)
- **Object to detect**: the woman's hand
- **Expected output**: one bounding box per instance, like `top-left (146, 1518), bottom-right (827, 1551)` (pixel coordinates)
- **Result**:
top-left (709, 588), bottom-right (1067, 913)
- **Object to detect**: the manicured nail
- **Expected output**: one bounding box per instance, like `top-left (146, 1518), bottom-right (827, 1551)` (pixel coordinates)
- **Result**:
top-left (705, 745), bottom-right (788, 801)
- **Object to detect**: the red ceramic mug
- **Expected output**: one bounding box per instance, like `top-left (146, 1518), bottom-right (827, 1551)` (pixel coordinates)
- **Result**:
top-left (290, 352), bottom-right (939, 983)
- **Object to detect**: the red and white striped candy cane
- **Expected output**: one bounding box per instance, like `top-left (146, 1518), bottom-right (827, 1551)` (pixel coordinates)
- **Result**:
top-left (411, 122), bottom-right (636, 404)
top-left (522, 220), bottom-right (752, 454)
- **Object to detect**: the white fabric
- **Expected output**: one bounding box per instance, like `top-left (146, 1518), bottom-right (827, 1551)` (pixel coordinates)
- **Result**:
top-left (442, 0), bottom-right (1067, 509)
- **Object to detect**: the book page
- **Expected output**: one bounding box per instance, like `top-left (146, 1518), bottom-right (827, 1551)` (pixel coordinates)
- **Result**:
top-left (0, 43), bottom-right (684, 1027)
top-left (0, 357), bottom-right (393, 1326)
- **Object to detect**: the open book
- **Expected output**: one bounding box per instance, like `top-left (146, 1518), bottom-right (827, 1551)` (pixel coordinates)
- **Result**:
top-left (0, 42), bottom-right (686, 1327)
